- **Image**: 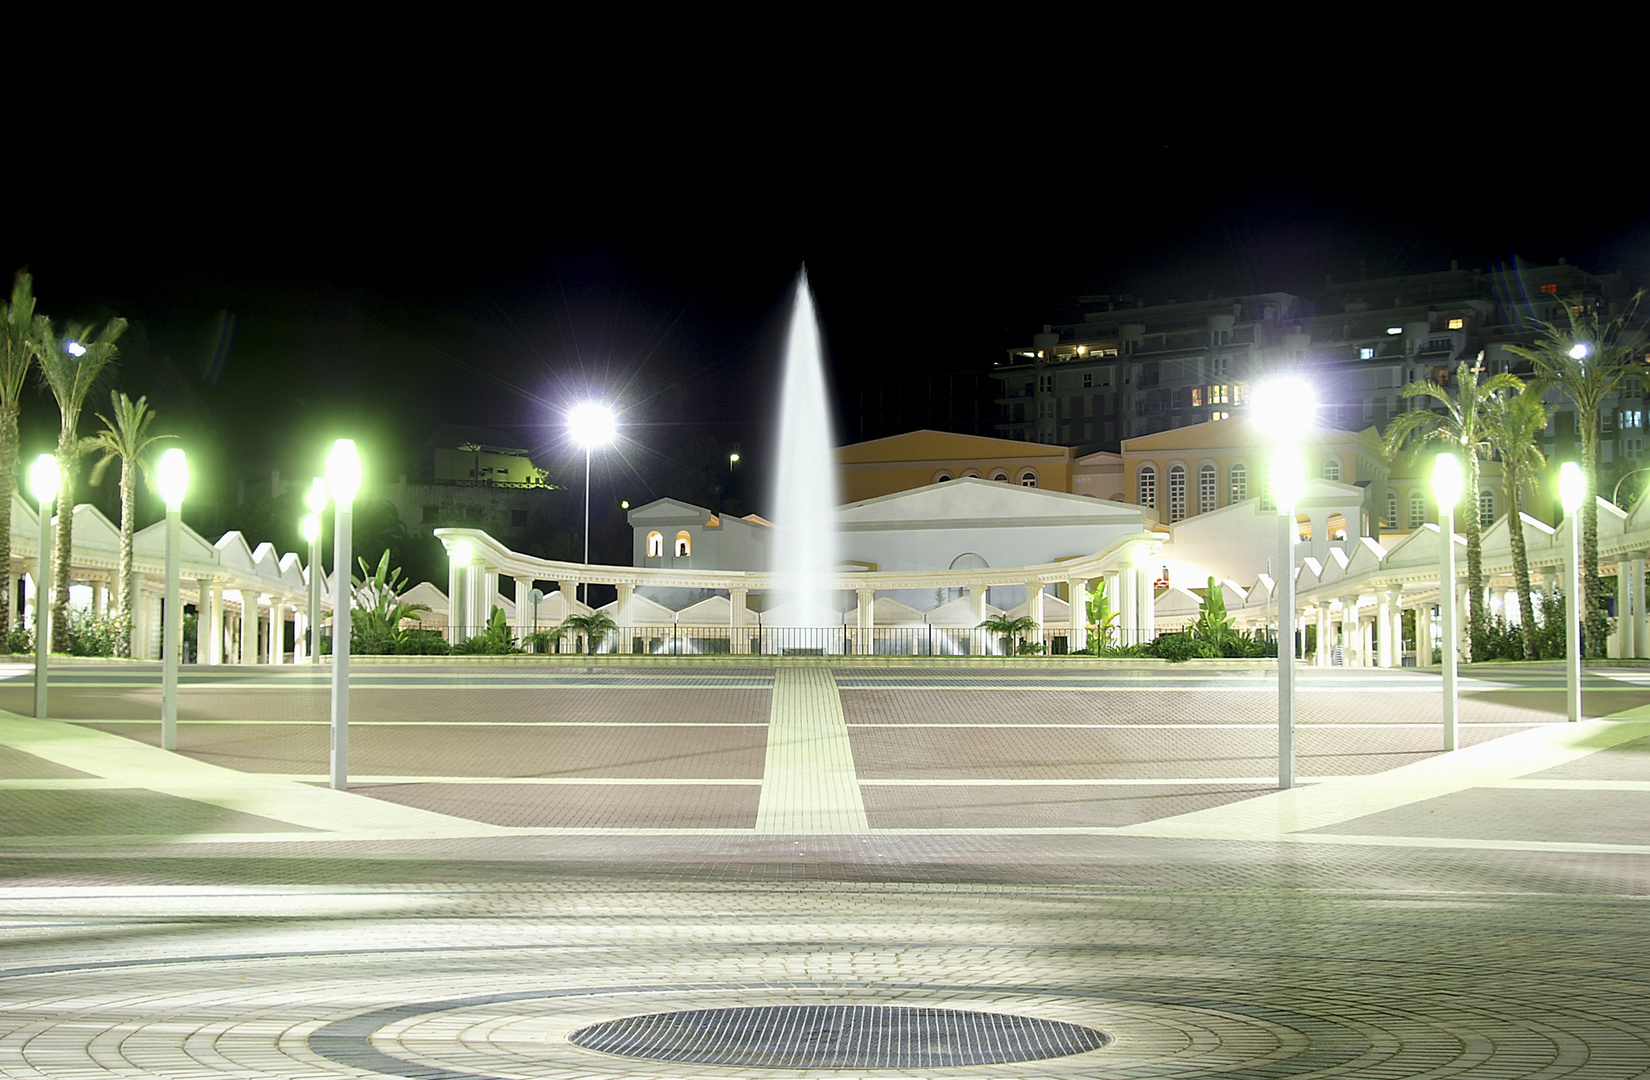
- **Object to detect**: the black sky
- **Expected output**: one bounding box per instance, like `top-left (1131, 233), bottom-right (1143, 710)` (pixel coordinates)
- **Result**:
top-left (6, 86), bottom-right (1648, 561)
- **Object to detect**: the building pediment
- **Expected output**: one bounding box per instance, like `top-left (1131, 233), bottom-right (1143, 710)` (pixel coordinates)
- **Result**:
top-left (837, 477), bottom-right (1145, 530)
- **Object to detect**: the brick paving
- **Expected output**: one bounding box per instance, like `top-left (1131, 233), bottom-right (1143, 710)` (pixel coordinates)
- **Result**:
top-left (0, 658), bottom-right (1645, 1078)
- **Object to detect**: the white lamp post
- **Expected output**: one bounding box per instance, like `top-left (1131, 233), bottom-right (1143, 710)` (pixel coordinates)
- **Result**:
top-left (1271, 445), bottom-right (1306, 788)
top-left (1561, 461), bottom-right (1586, 723)
top-left (568, 402), bottom-right (616, 606)
top-left (325, 440), bottom-right (361, 790)
top-left (1434, 451), bottom-right (1464, 751)
top-left (157, 448), bottom-right (189, 751)
top-left (1252, 375), bottom-right (1315, 790)
top-left (305, 477), bottom-right (327, 665)
top-left (29, 454), bottom-right (58, 720)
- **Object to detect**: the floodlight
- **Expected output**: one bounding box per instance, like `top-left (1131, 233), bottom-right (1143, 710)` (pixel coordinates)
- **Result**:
top-left (569, 402), bottom-right (617, 448)
top-left (65, 341), bottom-right (86, 357)
top-left (301, 513), bottom-right (320, 543)
top-left (325, 440), bottom-right (361, 505)
top-left (306, 476), bottom-right (328, 514)
top-left (1249, 377), bottom-right (1317, 441)
top-left (28, 454), bottom-right (58, 504)
top-left (1270, 446), bottom-right (1306, 513)
top-left (1433, 452), bottom-right (1463, 507)
top-left (451, 539), bottom-right (473, 566)
top-left (156, 448), bottom-right (189, 509)
top-left (1560, 461), bottom-right (1586, 512)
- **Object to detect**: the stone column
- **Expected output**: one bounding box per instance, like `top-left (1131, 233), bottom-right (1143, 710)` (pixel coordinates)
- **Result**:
top-left (1025, 582), bottom-right (1044, 647)
top-left (202, 580), bottom-right (222, 665)
top-left (240, 591), bottom-right (260, 665)
top-left (269, 599), bottom-right (286, 663)
top-left (1614, 562), bottom-right (1638, 659)
top-left (966, 583), bottom-right (988, 654)
top-left (1342, 595), bottom-right (1361, 666)
top-left (447, 558), bottom-right (465, 642)
top-left (727, 586), bottom-right (746, 655)
top-left (1067, 578), bottom-right (1088, 653)
top-left (1315, 605), bottom-right (1330, 666)
top-left (1361, 609), bottom-right (1374, 668)
top-left (1376, 589), bottom-right (1394, 668)
top-left (294, 608), bottom-right (307, 662)
top-left (512, 577), bottom-right (535, 646)
top-left (1635, 555), bottom-right (1649, 661)
top-left (618, 584), bottom-right (636, 654)
top-left (91, 581), bottom-right (104, 618)
top-left (856, 587), bottom-right (875, 655)
top-left (1136, 565), bottom-right (1154, 642)
top-left (1117, 571), bottom-right (1137, 648)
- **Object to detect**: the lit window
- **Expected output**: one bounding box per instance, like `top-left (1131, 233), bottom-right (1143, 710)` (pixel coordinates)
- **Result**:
top-left (1448, 317), bottom-right (1464, 330)
top-left (1169, 464), bottom-right (1187, 522)
top-left (1322, 458), bottom-right (1341, 482)
top-left (1360, 347), bottom-right (1375, 360)
top-left (1229, 463), bottom-right (1248, 503)
top-left (1408, 492), bottom-right (1426, 529)
top-left (1479, 490), bottom-right (1496, 527)
top-left (1191, 387), bottom-right (1204, 406)
top-left (1209, 385), bottom-right (1229, 404)
top-left (674, 531), bottom-right (692, 557)
top-left (646, 531), bottom-right (663, 558)
top-left (1386, 326), bottom-right (1403, 335)
top-left (1540, 283), bottom-right (1559, 294)
top-left (1138, 465), bottom-right (1157, 509)
top-left (1386, 490), bottom-right (1398, 528)
top-left (1198, 463), bottom-right (1217, 513)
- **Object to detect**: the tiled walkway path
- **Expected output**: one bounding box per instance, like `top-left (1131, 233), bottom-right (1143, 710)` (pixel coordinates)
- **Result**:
top-left (0, 658), bottom-right (1646, 1077)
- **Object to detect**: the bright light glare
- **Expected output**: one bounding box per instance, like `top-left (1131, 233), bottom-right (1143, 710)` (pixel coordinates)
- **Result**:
top-left (325, 440), bottom-right (361, 505)
top-left (1270, 445), bottom-right (1306, 513)
top-left (65, 341), bottom-right (86, 357)
top-left (450, 539), bottom-right (473, 566)
top-left (306, 476), bottom-right (328, 514)
top-left (568, 402), bottom-right (617, 448)
top-left (1249, 377), bottom-right (1317, 441)
top-left (1433, 452), bottom-right (1464, 507)
top-left (28, 454), bottom-right (58, 503)
top-left (156, 448), bottom-right (189, 507)
top-left (1560, 461), bottom-right (1586, 512)
top-left (301, 513), bottom-right (320, 543)
top-left (1569, 342), bottom-right (1590, 361)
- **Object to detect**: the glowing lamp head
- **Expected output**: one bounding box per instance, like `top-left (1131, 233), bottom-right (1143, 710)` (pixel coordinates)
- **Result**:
top-left (1569, 342), bottom-right (1590, 361)
top-left (1560, 461), bottom-right (1586, 512)
top-left (301, 513), bottom-right (320, 544)
top-left (325, 440), bottom-right (361, 505)
top-left (450, 539), bottom-right (473, 566)
top-left (306, 476), bottom-right (328, 514)
top-left (1249, 376), bottom-right (1317, 441)
top-left (729, 453), bottom-right (740, 464)
top-left (156, 448), bottom-right (189, 509)
top-left (1433, 452), bottom-right (1464, 508)
top-left (28, 454), bottom-right (58, 504)
top-left (568, 402), bottom-right (617, 449)
top-left (1270, 445), bottom-right (1306, 514)
top-left (65, 341), bottom-right (86, 357)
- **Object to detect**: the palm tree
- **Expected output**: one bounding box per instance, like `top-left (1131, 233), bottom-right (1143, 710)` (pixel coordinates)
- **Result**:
top-left (1505, 293), bottom-right (1648, 657)
top-left (550, 610), bottom-right (617, 654)
top-left (85, 393), bottom-right (172, 657)
top-left (1479, 385), bottom-right (1548, 659)
top-left (37, 319), bottom-right (126, 651)
top-left (1382, 360), bottom-right (1522, 656)
top-left (0, 272), bottom-right (50, 635)
top-left (978, 612), bottom-right (1037, 655)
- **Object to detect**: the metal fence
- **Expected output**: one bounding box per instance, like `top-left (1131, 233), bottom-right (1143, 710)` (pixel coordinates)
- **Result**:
top-left (437, 623), bottom-right (1163, 656)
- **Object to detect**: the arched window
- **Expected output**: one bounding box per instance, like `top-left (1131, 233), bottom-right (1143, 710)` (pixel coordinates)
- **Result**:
top-left (1408, 491), bottom-right (1426, 529)
top-left (1229, 462), bottom-right (1248, 503)
top-left (1385, 490), bottom-right (1398, 529)
top-left (1168, 464), bottom-right (1187, 522)
top-left (1138, 465), bottom-right (1157, 509)
top-left (1018, 469), bottom-right (1039, 487)
top-left (646, 531), bottom-right (663, 558)
top-left (933, 471), bottom-right (953, 483)
top-left (1479, 489), bottom-right (1496, 528)
top-left (1321, 457), bottom-right (1341, 482)
top-left (961, 469), bottom-right (981, 479)
top-left (990, 471), bottom-right (1009, 482)
top-left (1198, 463), bottom-right (1217, 513)
top-left (674, 531), bottom-right (692, 557)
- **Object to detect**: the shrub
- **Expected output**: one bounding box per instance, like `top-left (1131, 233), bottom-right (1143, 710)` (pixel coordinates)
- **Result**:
top-left (65, 611), bottom-right (128, 657)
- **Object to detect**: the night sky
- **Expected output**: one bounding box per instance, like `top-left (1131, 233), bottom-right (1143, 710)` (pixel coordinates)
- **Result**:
top-left (7, 99), bottom-right (1648, 578)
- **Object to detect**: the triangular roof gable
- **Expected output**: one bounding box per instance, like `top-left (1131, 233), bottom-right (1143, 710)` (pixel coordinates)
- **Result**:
top-left (214, 531), bottom-right (258, 572)
top-left (607, 591), bottom-right (677, 623)
top-left (1152, 586), bottom-right (1204, 618)
top-left (1296, 556), bottom-right (1325, 590)
top-left (10, 492), bottom-right (36, 532)
top-left (927, 594), bottom-right (1004, 625)
top-left (837, 477), bottom-right (1143, 524)
top-left (872, 596), bottom-right (926, 625)
top-left (67, 503), bottom-right (121, 553)
top-left (1218, 579), bottom-right (1248, 609)
top-left (676, 595), bottom-right (732, 624)
top-left (250, 541), bottom-right (281, 578)
top-left (277, 552), bottom-right (306, 588)
top-left (836, 429), bottom-right (1071, 463)
top-left (1479, 511), bottom-right (1557, 561)
top-left (1381, 522), bottom-right (1466, 573)
top-left (400, 581), bottom-right (449, 616)
top-left (1345, 536), bottom-right (1387, 576)
top-left (1008, 593), bottom-right (1071, 620)
top-left (627, 498), bottom-right (718, 524)
top-left (134, 518), bottom-right (219, 564)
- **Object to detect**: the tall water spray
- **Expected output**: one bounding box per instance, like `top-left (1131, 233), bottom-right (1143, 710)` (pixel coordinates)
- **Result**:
top-left (770, 271), bottom-right (842, 634)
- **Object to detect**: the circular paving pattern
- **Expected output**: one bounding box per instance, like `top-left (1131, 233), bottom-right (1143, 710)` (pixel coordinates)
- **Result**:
top-left (567, 1004), bottom-right (1108, 1068)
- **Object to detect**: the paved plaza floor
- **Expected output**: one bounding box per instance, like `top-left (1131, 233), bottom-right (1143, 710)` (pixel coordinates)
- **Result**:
top-left (0, 658), bottom-right (1645, 1077)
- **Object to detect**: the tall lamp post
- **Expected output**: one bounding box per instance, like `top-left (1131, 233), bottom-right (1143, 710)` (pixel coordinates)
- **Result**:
top-left (1434, 452), bottom-right (1464, 751)
top-left (157, 448), bottom-right (188, 751)
top-left (568, 402), bottom-right (616, 607)
top-left (1561, 461), bottom-right (1586, 723)
top-left (326, 440), bottom-right (361, 790)
top-left (29, 454), bottom-right (58, 720)
top-left (1253, 376), bottom-right (1315, 790)
top-left (305, 477), bottom-right (326, 665)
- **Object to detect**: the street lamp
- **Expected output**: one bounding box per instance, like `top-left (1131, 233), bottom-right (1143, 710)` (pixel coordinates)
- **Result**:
top-left (1561, 461), bottom-right (1586, 723)
top-left (325, 439), bottom-right (361, 790)
top-left (157, 448), bottom-right (188, 751)
top-left (1272, 445), bottom-right (1306, 789)
top-left (1252, 375), bottom-right (1316, 791)
top-left (1434, 451), bottom-right (1464, 751)
top-left (568, 402), bottom-right (616, 606)
top-left (305, 477), bottom-right (327, 666)
top-left (28, 454), bottom-right (57, 720)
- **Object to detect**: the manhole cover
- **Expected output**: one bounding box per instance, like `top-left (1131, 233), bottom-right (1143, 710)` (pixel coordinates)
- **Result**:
top-left (568, 1004), bottom-right (1108, 1068)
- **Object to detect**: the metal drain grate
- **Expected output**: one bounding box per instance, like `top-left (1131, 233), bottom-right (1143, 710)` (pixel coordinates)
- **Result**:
top-left (568, 1004), bottom-right (1108, 1068)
